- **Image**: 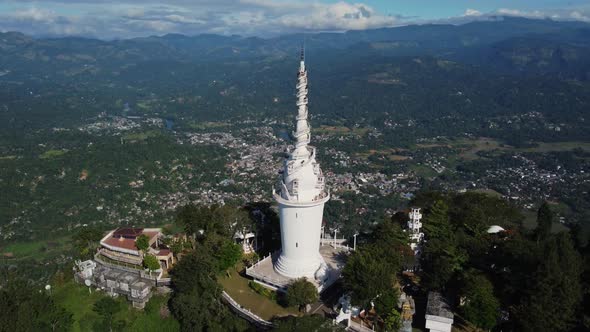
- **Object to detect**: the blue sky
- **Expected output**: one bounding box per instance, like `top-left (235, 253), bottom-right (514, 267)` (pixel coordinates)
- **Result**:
top-left (362, 0), bottom-right (590, 19)
top-left (0, 0), bottom-right (589, 39)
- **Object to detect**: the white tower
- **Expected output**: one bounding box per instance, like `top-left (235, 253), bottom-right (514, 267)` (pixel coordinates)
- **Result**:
top-left (408, 208), bottom-right (424, 252)
top-left (273, 49), bottom-right (330, 279)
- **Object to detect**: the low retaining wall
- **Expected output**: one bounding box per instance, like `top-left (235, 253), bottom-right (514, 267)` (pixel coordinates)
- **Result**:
top-left (221, 291), bottom-right (275, 330)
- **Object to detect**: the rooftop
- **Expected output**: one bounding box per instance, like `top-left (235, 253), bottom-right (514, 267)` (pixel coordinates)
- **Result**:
top-left (101, 227), bottom-right (160, 252)
top-left (426, 292), bottom-right (454, 319)
top-left (113, 227), bottom-right (144, 239)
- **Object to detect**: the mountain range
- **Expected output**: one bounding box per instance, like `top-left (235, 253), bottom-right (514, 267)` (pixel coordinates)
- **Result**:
top-left (1, 16), bottom-right (590, 79)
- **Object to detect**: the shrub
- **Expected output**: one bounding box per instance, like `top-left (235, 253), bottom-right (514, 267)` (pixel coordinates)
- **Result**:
top-left (248, 281), bottom-right (277, 301)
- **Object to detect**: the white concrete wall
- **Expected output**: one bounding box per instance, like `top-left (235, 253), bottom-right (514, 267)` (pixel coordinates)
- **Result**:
top-left (275, 200), bottom-right (326, 278)
top-left (425, 318), bottom-right (453, 332)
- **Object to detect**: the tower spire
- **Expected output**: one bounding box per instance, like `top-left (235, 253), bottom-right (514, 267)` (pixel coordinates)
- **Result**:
top-left (292, 46), bottom-right (311, 159)
top-left (270, 47), bottom-right (331, 280)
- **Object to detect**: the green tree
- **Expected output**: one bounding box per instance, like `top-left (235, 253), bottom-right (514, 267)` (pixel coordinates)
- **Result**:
top-left (175, 204), bottom-right (251, 240)
top-left (342, 247), bottom-right (397, 305)
top-left (286, 278), bottom-right (319, 311)
top-left (374, 289), bottom-right (400, 319)
top-left (169, 249), bottom-right (245, 331)
top-left (272, 315), bottom-right (344, 332)
top-left (514, 233), bottom-right (583, 332)
top-left (383, 308), bottom-right (402, 332)
top-left (421, 199), bottom-right (467, 290)
top-left (73, 227), bottom-right (103, 259)
top-left (216, 241), bottom-right (243, 272)
top-left (423, 200), bottom-right (451, 239)
top-left (459, 270), bottom-right (500, 330)
top-left (93, 297), bottom-right (122, 332)
top-left (535, 202), bottom-right (553, 242)
top-left (135, 234), bottom-right (150, 252)
top-left (0, 278), bottom-right (73, 332)
top-left (450, 193), bottom-right (523, 235)
top-left (170, 239), bottom-right (186, 257)
top-left (421, 238), bottom-right (467, 290)
top-left (143, 254), bottom-right (160, 272)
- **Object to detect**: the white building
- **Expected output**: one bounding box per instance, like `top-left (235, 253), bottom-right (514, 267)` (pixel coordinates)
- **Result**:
top-left (273, 50), bottom-right (330, 280)
top-left (425, 292), bottom-right (454, 332)
top-left (408, 208), bottom-right (424, 253)
top-left (246, 50), bottom-right (346, 293)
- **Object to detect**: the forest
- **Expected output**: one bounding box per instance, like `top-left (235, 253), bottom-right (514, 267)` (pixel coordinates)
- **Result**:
top-left (1, 16), bottom-right (590, 332)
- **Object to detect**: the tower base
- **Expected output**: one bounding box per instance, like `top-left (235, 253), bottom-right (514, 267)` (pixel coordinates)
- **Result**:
top-left (274, 252), bottom-right (327, 280)
top-left (245, 245), bottom-right (350, 293)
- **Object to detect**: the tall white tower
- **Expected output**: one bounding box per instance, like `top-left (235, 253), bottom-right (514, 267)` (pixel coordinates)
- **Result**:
top-left (273, 50), bottom-right (330, 279)
top-left (407, 208), bottom-right (424, 252)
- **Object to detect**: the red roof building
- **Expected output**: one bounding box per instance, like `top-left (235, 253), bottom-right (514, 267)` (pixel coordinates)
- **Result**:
top-left (98, 227), bottom-right (175, 271)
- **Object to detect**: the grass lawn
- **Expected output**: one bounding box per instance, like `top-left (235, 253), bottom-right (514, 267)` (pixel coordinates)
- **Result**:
top-left (1, 241), bottom-right (46, 257)
top-left (355, 148), bottom-right (410, 162)
top-left (53, 281), bottom-right (107, 332)
top-left (124, 295), bottom-right (180, 332)
top-left (1, 236), bottom-right (72, 259)
top-left (53, 281), bottom-right (180, 332)
top-left (420, 137), bottom-right (590, 162)
top-left (313, 125), bottom-right (369, 136)
top-left (454, 137), bottom-right (504, 160)
top-left (218, 267), bottom-right (298, 320)
top-left (187, 121), bottom-right (230, 130)
top-left (40, 149), bottom-right (68, 159)
top-left (0, 155), bottom-right (17, 160)
top-left (410, 164), bottom-right (438, 178)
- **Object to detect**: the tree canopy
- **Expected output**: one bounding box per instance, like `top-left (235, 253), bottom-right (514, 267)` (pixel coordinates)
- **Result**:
top-left (93, 297), bottom-right (123, 332)
top-left (72, 227), bottom-right (104, 259)
top-left (135, 234), bottom-right (150, 252)
top-left (535, 202), bottom-right (553, 242)
top-left (0, 278), bottom-right (73, 332)
top-left (514, 233), bottom-right (583, 332)
top-left (459, 270), bottom-right (500, 330)
top-left (272, 315), bottom-right (344, 332)
top-left (285, 278), bottom-right (319, 311)
top-left (143, 254), bottom-right (160, 272)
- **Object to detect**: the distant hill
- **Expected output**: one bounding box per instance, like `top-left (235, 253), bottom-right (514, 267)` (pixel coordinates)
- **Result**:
top-left (1, 16), bottom-right (590, 71)
top-left (1, 16), bottom-right (590, 135)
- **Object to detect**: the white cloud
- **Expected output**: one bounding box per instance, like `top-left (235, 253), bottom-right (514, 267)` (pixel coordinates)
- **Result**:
top-left (570, 10), bottom-right (590, 22)
top-left (12, 7), bottom-right (58, 22)
top-left (493, 7), bottom-right (590, 22)
top-left (496, 8), bottom-right (546, 18)
top-left (1, 1), bottom-right (590, 39)
top-left (266, 2), bottom-right (397, 31)
top-left (463, 9), bottom-right (482, 17)
top-left (0, 0), bottom-right (401, 38)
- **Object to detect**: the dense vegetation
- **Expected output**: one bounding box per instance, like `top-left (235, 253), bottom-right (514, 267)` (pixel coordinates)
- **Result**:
top-left (414, 192), bottom-right (587, 332)
top-left (1, 16), bottom-right (590, 332)
top-left (339, 192), bottom-right (589, 331)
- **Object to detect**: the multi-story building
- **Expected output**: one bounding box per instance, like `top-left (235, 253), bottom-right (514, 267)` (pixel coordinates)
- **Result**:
top-left (97, 227), bottom-right (174, 271)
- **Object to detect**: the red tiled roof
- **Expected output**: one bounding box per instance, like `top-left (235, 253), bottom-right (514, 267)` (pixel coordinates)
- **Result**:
top-left (156, 249), bottom-right (171, 256)
top-left (102, 230), bottom-right (159, 251)
top-left (113, 227), bottom-right (144, 238)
